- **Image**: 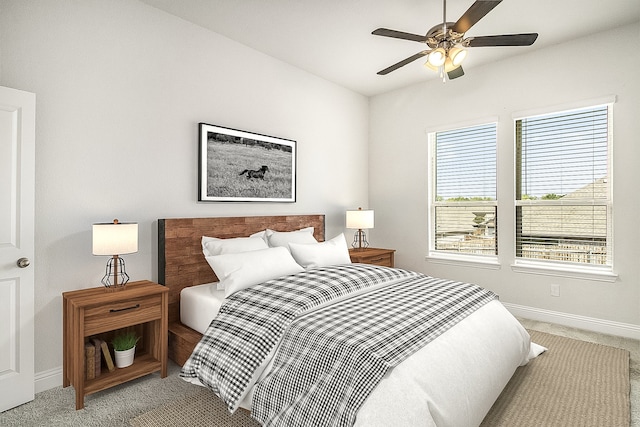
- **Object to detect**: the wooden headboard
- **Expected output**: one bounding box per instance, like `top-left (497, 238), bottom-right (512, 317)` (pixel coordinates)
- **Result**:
top-left (158, 215), bottom-right (325, 323)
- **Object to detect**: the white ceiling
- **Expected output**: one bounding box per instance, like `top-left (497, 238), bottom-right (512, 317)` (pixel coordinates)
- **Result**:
top-left (139, 0), bottom-right (640, 97)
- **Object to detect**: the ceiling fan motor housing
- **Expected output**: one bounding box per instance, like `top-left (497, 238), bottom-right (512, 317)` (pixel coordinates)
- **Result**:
top-left (426, 23), bottom-right (467, 49)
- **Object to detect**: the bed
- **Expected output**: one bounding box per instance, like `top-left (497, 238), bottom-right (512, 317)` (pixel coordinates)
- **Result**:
top-left (158, 215), bottom-right (542, 427)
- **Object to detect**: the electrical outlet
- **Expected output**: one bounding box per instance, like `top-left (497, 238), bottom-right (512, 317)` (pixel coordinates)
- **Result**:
top-left (550, 284), bottom-right (560, 297)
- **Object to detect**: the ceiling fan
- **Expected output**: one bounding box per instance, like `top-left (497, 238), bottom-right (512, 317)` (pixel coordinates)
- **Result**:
top-left (372, 0), bottom-right (538, 80)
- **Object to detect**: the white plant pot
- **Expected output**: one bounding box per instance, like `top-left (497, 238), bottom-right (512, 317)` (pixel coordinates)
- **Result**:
top-left (114, 346), bottom-right (135, 368)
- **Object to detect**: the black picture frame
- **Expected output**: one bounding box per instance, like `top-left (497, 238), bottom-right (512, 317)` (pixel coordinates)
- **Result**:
top-left (198, 123), bottom-right (296, 202)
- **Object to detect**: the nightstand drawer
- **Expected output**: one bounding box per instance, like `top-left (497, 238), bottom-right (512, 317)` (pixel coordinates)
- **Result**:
top-left (349, 248), bottom-right (395, 268)
top-left (84, 294), bottom-right (162, 336)
top-left (361, 253), bottom-right (393, 267)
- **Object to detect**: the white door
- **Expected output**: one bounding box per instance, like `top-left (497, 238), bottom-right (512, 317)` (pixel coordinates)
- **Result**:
top-left (0, 86), bottom-right (35, 412)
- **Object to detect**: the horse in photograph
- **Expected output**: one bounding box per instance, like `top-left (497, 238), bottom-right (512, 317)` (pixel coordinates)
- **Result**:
top-left (239, 165), bottom-right (269, 179)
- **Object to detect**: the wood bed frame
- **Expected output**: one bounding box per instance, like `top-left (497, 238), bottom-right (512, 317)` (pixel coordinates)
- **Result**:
top-left (158, 215), bottom-right (325, 365)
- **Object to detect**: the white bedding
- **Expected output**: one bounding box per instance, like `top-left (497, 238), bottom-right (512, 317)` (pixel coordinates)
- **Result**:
top-left (354, 300), bottom-right (543, 427)
top-left (181, 277), bottom-right (543, 427)
top-left (180, 282), bottom-right (225, 334)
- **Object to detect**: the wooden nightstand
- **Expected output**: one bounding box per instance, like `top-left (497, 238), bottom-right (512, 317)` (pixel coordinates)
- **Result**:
top-left (62, 280), bottom-right (168, 409)
top-left (349, 248), bottom-right (395, 267)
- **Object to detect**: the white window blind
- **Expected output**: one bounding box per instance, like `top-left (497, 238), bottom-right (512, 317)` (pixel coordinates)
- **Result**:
top-left (431, 123), bottom-right (497, 256)
top-left (515, 104), bottom-right (612, 266)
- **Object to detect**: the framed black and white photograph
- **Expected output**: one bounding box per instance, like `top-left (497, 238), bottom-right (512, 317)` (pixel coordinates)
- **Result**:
top-left (198, 123), bottom-right (296, 202)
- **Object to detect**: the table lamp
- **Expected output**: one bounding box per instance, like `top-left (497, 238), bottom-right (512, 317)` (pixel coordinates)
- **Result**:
top-left (92, 219), bottom-right (138, 289)
top-left (346, 207), bottom-right (374, 249)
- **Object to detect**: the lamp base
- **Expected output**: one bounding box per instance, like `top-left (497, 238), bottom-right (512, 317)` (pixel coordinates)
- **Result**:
top-left (351, 229), bottom-right (370, 249)
top-left (101, 256), bottom-right (130, 289)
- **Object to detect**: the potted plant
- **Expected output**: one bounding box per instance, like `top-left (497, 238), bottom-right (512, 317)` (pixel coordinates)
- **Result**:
top-left (112, 331), bottom-right (139, 368)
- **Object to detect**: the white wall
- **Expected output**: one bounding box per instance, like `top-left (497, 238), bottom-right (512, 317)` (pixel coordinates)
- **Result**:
top-left (0, 0), bottom-right (369, 381)
top-left (369, 23), bottom-right (640, 333)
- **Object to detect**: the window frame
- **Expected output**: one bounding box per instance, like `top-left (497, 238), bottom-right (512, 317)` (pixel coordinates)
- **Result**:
top-left (511, 100), bottom-right (616, 281)
top-left (427, 120), bottom-right (499, 266)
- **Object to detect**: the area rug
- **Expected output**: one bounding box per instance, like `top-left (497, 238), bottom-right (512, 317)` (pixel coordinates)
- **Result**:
top-left (481, 329), bottom-right (630, 427)
top-left (130, 388), bottom-right (260, 427)
top-left (131, 330), bottom-right (630, 427)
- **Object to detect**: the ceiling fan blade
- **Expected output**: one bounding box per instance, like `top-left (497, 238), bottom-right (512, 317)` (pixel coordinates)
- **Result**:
top-left (451, 0), bottom-right (502, 34)
top-left (377, 50), bottom-right (430, 75)
top-left (447, 66), bottom-right (465, 80)
top-left (372, 28), bottom-right (426, 43)
top-left (468, 33), bottom-right (538, 47)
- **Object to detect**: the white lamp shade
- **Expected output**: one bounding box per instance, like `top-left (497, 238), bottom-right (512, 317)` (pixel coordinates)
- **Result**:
top-left (346, 209), bottom-right (374, 229)
top-left (427, 48), bottom-right (446, 67)
top-left (449, 46), bottom-right (467, 66)
top-left (92, 222), bottom-right (138, 255)
top-left (425, 57), bottom-right (463, 74)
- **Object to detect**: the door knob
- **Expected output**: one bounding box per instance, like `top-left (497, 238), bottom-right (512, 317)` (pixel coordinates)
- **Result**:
top-left (17, 257), bottom-right (30, 268)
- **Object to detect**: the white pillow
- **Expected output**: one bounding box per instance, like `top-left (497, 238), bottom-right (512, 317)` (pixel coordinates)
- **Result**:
top-left (205, 247), bottom-right (305, 298)
top-left (289, 233), bottom-right (352, 269)
top-left (249, 230), bottom-right (268, 244)
top-left (201, 235), bottom-right (268, 257)
top-left (266, 227), bottom-right (316, 250)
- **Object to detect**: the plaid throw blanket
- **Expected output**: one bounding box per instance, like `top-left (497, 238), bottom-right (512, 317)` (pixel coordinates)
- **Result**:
top-left (252, 275), bottom-right (497, 427)
top-left (180, 264), bottom-right (419, 412)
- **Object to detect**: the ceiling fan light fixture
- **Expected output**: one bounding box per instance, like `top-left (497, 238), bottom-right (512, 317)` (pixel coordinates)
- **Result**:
top-left (443, 57), bottom-right (460, 73)
top-left (424, 60), bottom-right (438, 72)
top-left (449, 46), bottom-right (467, 66)
top-left (427, 48), bottom-right (446, 67)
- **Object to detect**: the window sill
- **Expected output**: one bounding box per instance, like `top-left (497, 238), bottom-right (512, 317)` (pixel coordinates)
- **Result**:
top-left (510, 261), bottom-right (618, 283)
top-left (425, 253), bottom-right (501, 270)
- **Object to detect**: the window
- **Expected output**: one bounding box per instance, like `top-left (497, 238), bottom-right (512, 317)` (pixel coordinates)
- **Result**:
top-left (515, 104), bottom-right (612, 267)
top-left (430, 123), bottom-right (497, 257)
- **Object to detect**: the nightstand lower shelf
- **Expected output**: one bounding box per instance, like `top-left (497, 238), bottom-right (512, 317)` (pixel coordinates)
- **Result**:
top-left (83, 353), bottom-right (162, 395)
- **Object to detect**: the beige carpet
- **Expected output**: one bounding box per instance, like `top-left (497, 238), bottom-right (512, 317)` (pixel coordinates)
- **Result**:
top-left (131, 330), bottom-right (630, 427)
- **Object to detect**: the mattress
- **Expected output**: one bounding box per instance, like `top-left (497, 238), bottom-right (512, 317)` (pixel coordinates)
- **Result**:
top-left (180, 282), bottom-right (224, 334)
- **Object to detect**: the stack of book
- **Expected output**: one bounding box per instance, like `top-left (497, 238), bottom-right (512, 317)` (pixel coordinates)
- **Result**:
top-left (85, 338), bottom-right (115, 380)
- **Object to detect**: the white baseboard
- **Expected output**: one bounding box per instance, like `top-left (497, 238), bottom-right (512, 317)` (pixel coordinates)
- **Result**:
top-left (35, 366), bottom-right (62, 393)
top-left (503, 302), bottom-right (640, 340)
